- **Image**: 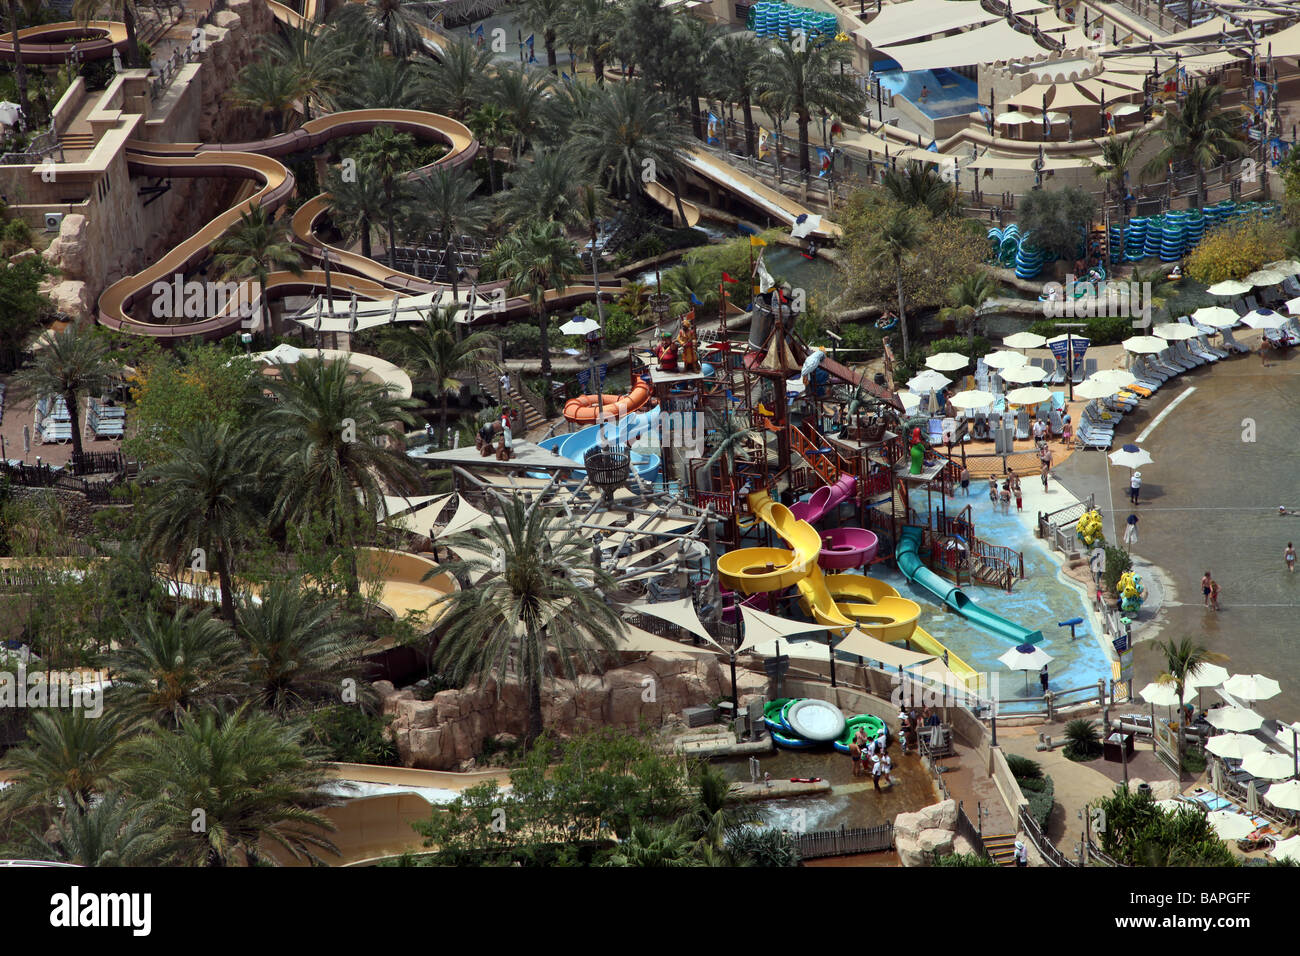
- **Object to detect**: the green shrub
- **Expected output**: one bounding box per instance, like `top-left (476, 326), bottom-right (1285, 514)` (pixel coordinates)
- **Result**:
top-left (308, 705), bottom-right (399, 766)
top-left (1028, 312), bottom-right (1134, 347)
top-left (1063, 718), bottom-right (1102, 762)
top-left (934, 851), bottom-right (998, 866)
top-left (1006, 754), bottom-right (1043, 779)
top-left (1023, 773), bottom-right (1054, 832)
top-left (837, 319), bottom-right (884, 353)
top-left (1182, 747), bottom-right (1207, 775)
top-left (500, 322), bottom-right (541, 358)
top-left (725, 828), bottom-right (801, 867)
top-left (2, 218), bottom-right (30, 245)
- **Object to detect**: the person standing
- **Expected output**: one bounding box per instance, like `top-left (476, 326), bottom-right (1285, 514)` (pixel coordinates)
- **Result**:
top-left (1287, 543), bottom-right (1297, 573)
top-left (870, 751), bottom-right (883, 791)
top-left (1011, 473), bottom-right (1023, 511)
top-left (1123, 513), bottom-right (1139, 549)
top-left (1014, 838), bottom-right (1028, 867)
top-left (881, 752), bottom-right (893, 786)
top-left (1039, 665), bottom-right (1049, 694)
top-left (1130, 470), bottom-right (1142, 506)
top-left (499, 371), bottom-right (511, 406)
top-left (999, 482), bottom-right (1011, 514)
top-left (1040, 458), bottom-right (1050, 493)
top-left (960, 466), bottom-right (970, 497)
top-left (988, 476), bottom-right (998, 503)
top-left (848, 740), bottom-right (863, 777)
top-left (1201, 570), bottom-right (1212, 607)
top-left (1209, 578), bottom-right (1221, 611)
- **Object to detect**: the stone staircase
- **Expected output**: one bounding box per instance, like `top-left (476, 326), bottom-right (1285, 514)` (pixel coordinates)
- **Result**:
top-left (984, 832), bottom-right (1019, 866)
top-left (472, 369), bottom-right (546, 433)
top-left (58, 132), bottom-right (95, 151)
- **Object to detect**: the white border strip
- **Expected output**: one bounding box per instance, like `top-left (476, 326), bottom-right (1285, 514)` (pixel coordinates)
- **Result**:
top-left (1135, 386), bottom-right (1196, 443)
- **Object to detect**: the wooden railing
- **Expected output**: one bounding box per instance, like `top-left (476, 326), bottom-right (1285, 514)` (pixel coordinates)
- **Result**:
top-left (795, 823), bottom-right (894, 859)
top-left (0, 461), bottom-right (124, 503)
top-left (954, 802), bottom-right (991, 861)
top-left (1017, 805), bottom-right (1077, 868)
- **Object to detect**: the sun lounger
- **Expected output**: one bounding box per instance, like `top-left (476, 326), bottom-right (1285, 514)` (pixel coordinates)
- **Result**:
top-left (1015, 410), bottom-right (1030, 440)
top-left (1076, 426), bottom-right (1112, 450)
top-left (1172, 341), bottom-right (1206, 366)
top-left (1220, 327), bottom-right (1250, 353)
top-left (1131, 356), bottom-right (1167, 384)
top-left (1160, 346), bottom-right (1196, 372)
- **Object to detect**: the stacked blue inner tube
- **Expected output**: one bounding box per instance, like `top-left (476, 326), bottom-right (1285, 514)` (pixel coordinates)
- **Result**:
top-left (1015, 238), bottom-right (1049, 279)
top-left (749, 0), bottom-right (837, 38)
top-left (1123, 219), bottom-right (1148, 261)
top-left (1159, 211), bottom-right (1185, 261)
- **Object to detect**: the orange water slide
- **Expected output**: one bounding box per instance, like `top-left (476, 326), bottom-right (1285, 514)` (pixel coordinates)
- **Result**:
top-left (562, 375), bottom-right (653, 424)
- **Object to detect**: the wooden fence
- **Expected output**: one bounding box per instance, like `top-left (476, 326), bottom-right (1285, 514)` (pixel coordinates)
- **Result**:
top-left (0, 461), bottom-right (125, 503)
top-left (796, 823), bottom-right (894, 860)
top-left (954, 802), bottom-right (991, 861)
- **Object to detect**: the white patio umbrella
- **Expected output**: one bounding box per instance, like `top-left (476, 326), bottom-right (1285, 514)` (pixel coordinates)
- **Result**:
top-left (1240, 309), bottom-right (1289, 330)
top-left (1206, 707), bottom-right (1263, 733)
top-left (1191, 306), bottom-right (1239, 328)
top-left (1154, 798), bottom-right (1192, 814)
top-left (1264, 781), bottom-right (1300, 812)
top-left (895, 391), bottom-right (922, 414)
top-left (1122, 335), bottom-right (1167, 354)
top-left (995, 111), bottom-right (1035, 124)
top-left (1073, 378), bottom-right (1118, 400)
top-left (1005, 386), bottom-right (1052, 406)
top-left (1270, 834), bottom-right (1300, 863)
top-left (1205, 732), bottom-right (1267, 760)
top-left (1285, 296), bottom-right (1300, 316)
top-left (1241, 750), bottom-right (1294, 780)
top-left (949, 389), bottom-right (996, 410)
top-left (1003, 331), bottom-right (1047, 350)
top-left (1152, 322), bottom-right (1199, 340)
top-left (1222, 673), bottom-right (1281, 701)
top-left (1108, 444), bottom-right (1153, 469)
top-left (1110, 103), bottom-right (1141, 117)
top-left (1205, 279), bottom-right (1252, 296)
top-left (1206, 809), bottom-right (1254, 841)
top-left (998, 364), bottom-right (1046, 384)
top-left (984, 349), bottom-right (1028, 369)
top-left (560, 316), bottom-right (601, 336)
top-left (1088, 368), bottom-right (1137, 388)
top-left (1247, 780), bottom-right (1260, 813)
top-left (999, 644), bottom-right (1053, 692)
top-left (1265, 259), bottom-right (1300, 275)
top-left (1246, 268), bottom-right (1287, 286)
top-left (1186, 663), bottom-right (1229, 690)
top-left (907, 370), bottom-right (952, 392)
top-left (925, 352), bottom-right (969, 372)
top-left (1139, 681), bottom-right (1183, 707)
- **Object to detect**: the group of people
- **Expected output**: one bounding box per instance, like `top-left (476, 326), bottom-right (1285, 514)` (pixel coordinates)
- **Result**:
top-left (475, 407), bottom-right (519, 461)
top-left (1200, 570), bottom-right (1222, 611)
top-left (990, 471), bottom-right (1023, 513)
top-left (847, 725), bottom-right (893, 790)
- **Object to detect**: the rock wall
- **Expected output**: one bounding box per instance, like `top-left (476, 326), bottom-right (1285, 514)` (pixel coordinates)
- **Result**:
top-left (894, 799), bottom-right (984, 866)
top-left (378, 650), bottom-right (769, 771)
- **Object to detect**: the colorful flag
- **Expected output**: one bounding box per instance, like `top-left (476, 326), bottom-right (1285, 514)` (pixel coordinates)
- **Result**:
top-left (690, 292), bottom-right (704, 305)
top-left (707, 112), bottom-right (721, 145)
top-left (816, 148), bottom-right (832, 177)
top-left (755, 253), bottom-right (775, 294)
top-left (757, 127), bottom-right (771, 159)
top-left (750, 235), bottom-right (767, 248)
top-left (721, 272), bottom-right (738, 284)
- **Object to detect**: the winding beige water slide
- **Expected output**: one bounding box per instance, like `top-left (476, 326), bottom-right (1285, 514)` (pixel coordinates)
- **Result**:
top-left (681, 148), bottom-right (842, 240)
top-left (0, 20), bottom-right (129, 64)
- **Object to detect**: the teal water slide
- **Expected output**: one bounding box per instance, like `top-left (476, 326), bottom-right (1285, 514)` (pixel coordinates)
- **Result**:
top-left (896, 525), bottom-right (1044, 646)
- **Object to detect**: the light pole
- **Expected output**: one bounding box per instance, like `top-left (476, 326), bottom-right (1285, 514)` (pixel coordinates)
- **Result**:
top-left (1055, 322), bottom-right (1085, 402)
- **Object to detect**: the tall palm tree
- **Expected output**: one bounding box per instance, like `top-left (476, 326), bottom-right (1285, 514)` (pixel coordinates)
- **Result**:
top-left (0, 708), bottom-right (135, 816)
top-left (210, 206), bottom-right (304, 335)
top-left (420, 36), bottom-right (493, 120)
top-left (755, 38), bottom-right (865, 176)
top-left (335, 56), bottom-right (429, 111)
top-left (672, 14), bottom-right (722, 142)
top-left (487, 63), bottom-right (552, 159)
top-left (236, 580), bottom-right (367, 716)
top-left (5, 0), bottom-right (31, 122)
top-left (253, 356), bottom-right (419, 583)
top-left (1144, 84), bottom-right (1244, 208)
top-left (499, 149), bottom-right (585, 229)
top-left (515, 0), bottom-right (565, 72)
top-left (430, 498), bottom-right (625, 745)
top-left (125, 707), bottom-right (339, 867)
top-left (333, 0), bottom-right (426, 58)
top-left (404, 165), bottom-right (489, 309)
top-left (323, 165), bottom-right (385, 262)
top-left (15, 324), bottom-right (119, 460)
top-left (488, 220), bottom-right (581, 391)
top-left (688, 764), bottom-right (759, 851)
top-left (228, 58), bottom-right (304, 134)
top-left (939, 271), bottom-right (1000, 349)
top-left (871, 206), bottom-right (923, 360)
top-left (557, 0), bottom-right (619, 83)
top-left (467, 102), bottom-right (515, 193)
top-left (541, 76), bottom-right (601, 146)
top-left (1087, 134), bottom-right (1147, 225)
top-left (883, 160), bottom-right (955, 216)
top-left (109, 607), bottom-right (245, 727)
top-left (758, 88), bottom-right (793, 183)
top-left (710, 34), bottom-right (765, 156)
top-left (399, 308), bottom-right (498, 439)
top-left (264, 24), bottom-right (349, 119)
top-left (31, 791), bottom-right (163, 867)
top-left (355, 125), bottom-right (416, 269)
top-left (73, 0), bottom-right (141, 66)
top-left (570, 80), bottom-right (692, 224)
top-left (1155, 637), bottom-right (1229, 735)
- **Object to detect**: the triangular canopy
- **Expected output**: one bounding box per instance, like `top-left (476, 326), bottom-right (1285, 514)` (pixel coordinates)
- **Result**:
top-left (739, 604), bottom-right (837, 649)
top-left (436, 496), bottom-right (495, 539)
top-left (834, 628), bottom-right (936, 668)
top-left (613, 624), bottom-right (723, 657)
top-left (627, 598), bottom-right (725, 650)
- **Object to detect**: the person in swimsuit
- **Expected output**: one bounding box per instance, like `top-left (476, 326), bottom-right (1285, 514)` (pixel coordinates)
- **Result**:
top-left (989, 476), bottom-right (998, 502)
top-left (1209, 578), bottom-right (1221, 611)
top-left (960, 466), bottom-right (970, 496)
top-left (849, 741), bottom-right (863, 776)
top-left (1287, 544), bottom-right (1296, 573)
top-left (1201, 571), bottom-right (1212, 607)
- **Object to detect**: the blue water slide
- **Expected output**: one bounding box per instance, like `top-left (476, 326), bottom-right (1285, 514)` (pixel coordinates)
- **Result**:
top-left (534, 406), bottom-right (663, 481)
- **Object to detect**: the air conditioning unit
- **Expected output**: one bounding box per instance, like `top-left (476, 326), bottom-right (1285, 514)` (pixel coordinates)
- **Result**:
top-left (44, 212), bottom-right (63, 233)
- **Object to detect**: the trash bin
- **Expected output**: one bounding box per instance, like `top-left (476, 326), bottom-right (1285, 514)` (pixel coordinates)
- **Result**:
top-left (1137, 782), bottom-right (1152, 799)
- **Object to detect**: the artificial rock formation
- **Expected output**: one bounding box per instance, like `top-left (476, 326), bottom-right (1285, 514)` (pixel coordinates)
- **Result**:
top-left (894, 798), bottom-right (984, 866)
top-left (377, 651), bottom-right (768, 770)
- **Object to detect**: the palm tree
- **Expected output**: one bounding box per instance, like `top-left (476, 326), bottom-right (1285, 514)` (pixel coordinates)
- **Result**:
top-left (5, 0), bottom-right (31, 122)
top-left (265, 23), bottom-right (348, 119)
top-left (870, 207), bottom-right (923, 361)
top-left (323, 165), bottom-right (385, 262)
top-left (32, 791), bottom-right (163, 867)
top-left (541, 77), bottom-right (601, 146)
top-left (210, 206), bottom-right (304, 335)
top-left (600, 821), bottom-right (703, 867)
top-left (758, 88), bottom-right (793, 183)
top-left (755, 38), bottom-right (865, 177)
top-left (557, 0), bottom-right (619, 83)
top-left (617, 279), bottom-right (651, 321)
top-left (487, 64), bottom-right (552, 159)
top-left (883, 160), bottom-right (955, 216)
top-left (1144, 84), bottom-right (1244, 208)
top-left (335, 56), bottom-right (430, 111)
top-left (672, 14), bottom-right (722, 142)
top-left (703, 412), bottom-right (760, 488)
top-left (228, 59), bottom-right (304, 134)
top-left (108, 606), bottom-right (245, 726)
top-left (125, 707), bottom-right (339, 867)
top-left (710, 34), bottom-right (765, 156)
top-left (688, 764), bottom-right (759, 850)
top-left (664, 260), bottom-right (720, 317)
top-left (939, 271), bottom-right (1000, 349)
top-left (253, 356), bottom-right (419, 583)
top-left (399, 308), bottom-right (498, 439)
top-left (1087, 134), bottom-right (1147, 224)
top-left (515, 0), bottom-right (565, 72)
top-left (467, 102), bottom-right (515, 193)
top-left (236, 580), bottom-right (367, 716)
top-left (430, 498), bottom-right (626, 745)
top-left (334, 0), bottom-right (426, 58)
top-left (15, 324), bottom-right (119, 460)
top-left (403, 165), bottom-right (489, 309)
top-left (488, 220), bottom-right (581, 392)
top-left (73, 0), bottom-right (141, 66)
top-left (570, 80), bottom-right (692, 224)
top-left (355, 125), bottom-right (416, 269)
top-left (420, 37), bottom-right (493, 120)
top-left (1155, 637), bottom-right (1229, 737)
top-left (139, 421), bottom-right (263, 621)
top-left (499, 149), bottom-right (585, 229)
top-left (0, 709), bottom-right (134, 816)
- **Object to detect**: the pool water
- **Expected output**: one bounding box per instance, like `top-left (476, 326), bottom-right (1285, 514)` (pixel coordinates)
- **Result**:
top-left (876, 68), bottom-right (979, 120)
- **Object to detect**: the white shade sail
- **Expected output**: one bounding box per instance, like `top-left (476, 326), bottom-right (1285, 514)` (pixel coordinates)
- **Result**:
top-left (739, 604), bottom-right (836, 650)
top-left (835, 627), bottom-right (937, 669)
top-left (613, 624), bottom-right (722, 657)
top-left (882, 20), bottom-right (1052, 71)
top-left (627, 598), bottom-right (724, 649)
top-left (436, 496), bottom-right (495, 539)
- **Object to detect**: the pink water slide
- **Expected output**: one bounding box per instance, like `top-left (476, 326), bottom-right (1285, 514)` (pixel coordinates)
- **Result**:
top-left (818, 527), bottom-right (879, 571)
top-left (789, 474), bottom-right (858, 523)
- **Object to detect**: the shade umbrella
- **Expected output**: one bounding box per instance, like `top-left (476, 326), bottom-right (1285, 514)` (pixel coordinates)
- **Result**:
top-left (925, 351), bottom-right (969, 372)
top-left (1152, 322), bottom-right (1199, 340)
top-left (998, 364), bottom-right (1046, 384)
top-left (1285, 296), bottom-right (1300, 316)
top-left (1139, 681), bottom-right (1182, 707)
top-left (1270, 834), bottom-right (1300, 862)
top-left (1206, 707), bottom-right (1263, 732)
top-left (1222, 673), bottom-right (1281, 701)
top-left (1044, 111), bottom-right (1070, 125)
top-left (1110, 102), bottom-right (1141, 117)
top-left (1264, 259), bottom-right (1300, 275)
top-left (1240, 309), bottom-right (1289, 330)
top-left (949, 389), bottom-right (996, 410)
top-left (984, 349), bottom-right (1028, 369)
top-left (1241, 750), bottom-right (1294, 780)
top-left (999, 643), bottom-right (1053, 692)
top-left (1264, 781), bottom-right (1300, 812)
top-left (1074, 378), bottom-right (1117, 400)
top-left (1186, 663), bottom-right (1229, 690)
top-left (895, 391), bottom-right (922, 414)
top-left (560, 317), bottom-right (602, 336)
top-left (1206, 809), bottom-right (1254, 841)
top-left (1205, 732), bottom-right (1266, 759)
top-left (1154, 798), bottom-right (1192, 814)
top-left (995, 111), bottom-right (1035, 124)
top-left (1246, 269), bottom-right (1287, 286)
top-left (907, 370), bottom-right (952, 392)
top-left (1247, 780), bottom-right (1260, 813)
top-left (1108, 444), bottom-right (1153, 469)
top-left (1087, 368), bottom-right (1137, 389)
top-left (1191, 306), bottom-right (1239, 328)
top-left (1005, 386), bottom-right (1052, 406)
top-left (1205, 279), bottom-right (1252, 296)
top-left (1003, 331), bottom-right (1047, 350)
top-left (1122, 335), bottom-right (1167, 354)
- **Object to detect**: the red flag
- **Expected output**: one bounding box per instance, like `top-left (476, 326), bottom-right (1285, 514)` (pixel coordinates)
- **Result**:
top-left (777, 290), bottom-right (788, 303)
top-left (830, 120), bottom-right (844, 136)
top-left (721, 272), bottom-right (738, 284)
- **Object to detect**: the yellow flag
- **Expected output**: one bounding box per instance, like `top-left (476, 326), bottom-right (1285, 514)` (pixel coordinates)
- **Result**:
top-left (750, 235), bottom-right (767, 248)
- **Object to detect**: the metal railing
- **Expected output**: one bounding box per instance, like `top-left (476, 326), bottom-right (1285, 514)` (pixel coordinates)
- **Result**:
top-left (954, 801), bottom-right (992, 860)
top-left (1017, 804), bottom-right (1077, 867)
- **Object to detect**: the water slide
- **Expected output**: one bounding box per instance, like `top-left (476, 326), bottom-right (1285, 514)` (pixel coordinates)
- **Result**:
top-left (562, 375), bottom-right (653, 424)
top-left (0, 20), bottom-right (128, 63)
top-left (896, 525), bottom-right (1044, 646)
top-left (679, 149), bottom-right (841, 241)
top-left (644, 180), bottom-right (701, 228)
top-left (535, 407), bottom-right (662, 481)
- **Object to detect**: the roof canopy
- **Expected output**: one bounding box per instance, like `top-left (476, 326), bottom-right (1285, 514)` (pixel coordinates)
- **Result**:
top-left (881, 21), bottom-right (1051, 71)
top-left (857, 0), bottom-right (999, 48)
